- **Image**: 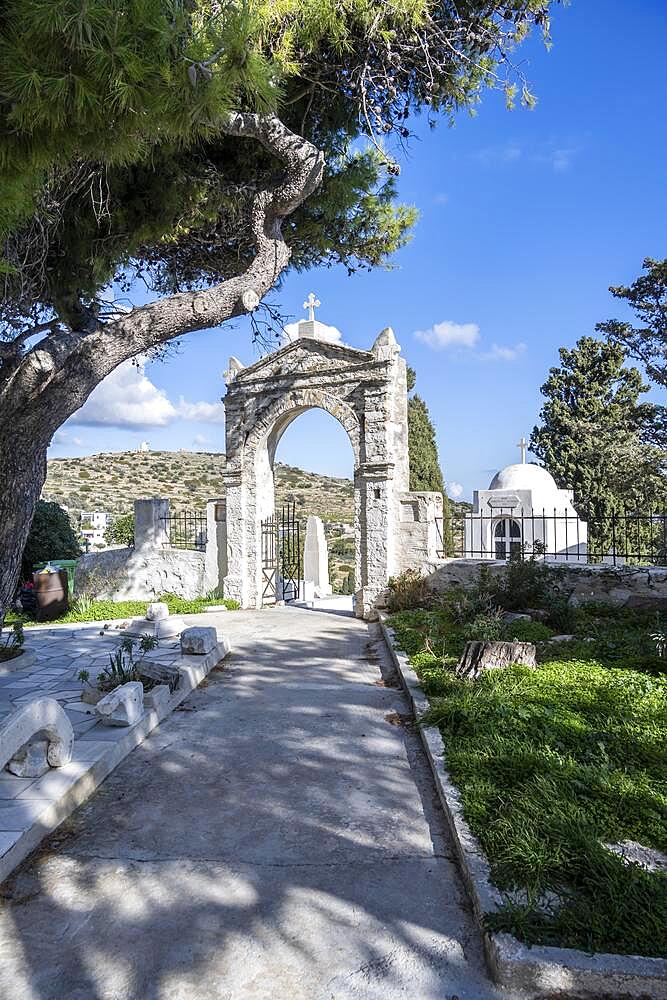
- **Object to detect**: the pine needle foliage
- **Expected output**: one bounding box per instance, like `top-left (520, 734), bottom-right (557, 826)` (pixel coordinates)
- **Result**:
top-left (0, 0), bottom-right (558, 333)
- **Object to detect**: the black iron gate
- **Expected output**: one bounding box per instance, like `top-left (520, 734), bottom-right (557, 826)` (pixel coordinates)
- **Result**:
top-left (260, 513), bottom-right (278, 605)
top-left (260, 503), bottom-right (302, 606)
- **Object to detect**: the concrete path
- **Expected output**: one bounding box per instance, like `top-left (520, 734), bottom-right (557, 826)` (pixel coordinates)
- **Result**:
top-left (0, 607), bottom-right (513, 1000)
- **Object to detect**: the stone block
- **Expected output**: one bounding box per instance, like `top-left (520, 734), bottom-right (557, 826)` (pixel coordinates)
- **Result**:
top-left (6, 738), bottom-right (50, 778)
top-left (95, 682), bottom-right (144, 727)
top-left (143, 684), bottom-right (170, 714)
top-left (146, 602), bottom-right (169, 621)
top-left (456, 640), bottom-right (536, 680)
top-left (501, 612), bottom-right (532, 624)
top-left (550, 634), bottom-right (575, 643)
top-left (81, 684), bottom-right (103, 705)
top-left (138, 660), bottom-right (180, 692)
top-left (180, 627), bottom-right (217, 656)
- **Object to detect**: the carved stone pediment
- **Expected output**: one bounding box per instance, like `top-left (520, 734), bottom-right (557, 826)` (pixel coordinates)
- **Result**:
top-left (231, 340), bottom-right (374, 387)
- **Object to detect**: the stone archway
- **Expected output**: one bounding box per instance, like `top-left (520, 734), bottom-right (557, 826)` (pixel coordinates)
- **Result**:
top-left (221, 324), bottom-right (439, 618)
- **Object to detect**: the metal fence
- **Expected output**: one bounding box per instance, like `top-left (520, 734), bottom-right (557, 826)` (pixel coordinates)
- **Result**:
top-left (161, 510), bottom-right (208, 552)
top-left (435, 506), bottom-right (667, 566)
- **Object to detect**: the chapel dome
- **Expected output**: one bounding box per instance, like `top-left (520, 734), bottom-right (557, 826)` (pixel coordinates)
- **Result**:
top-left (488, 463), bottom-right (558, 493)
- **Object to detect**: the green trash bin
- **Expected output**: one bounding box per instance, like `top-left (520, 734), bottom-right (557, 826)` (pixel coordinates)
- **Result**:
top-left (33, 559), bottom-right (77, 594)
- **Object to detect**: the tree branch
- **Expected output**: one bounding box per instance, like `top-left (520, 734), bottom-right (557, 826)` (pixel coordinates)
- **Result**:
top-left (6, 113), bottom-right (325, 421)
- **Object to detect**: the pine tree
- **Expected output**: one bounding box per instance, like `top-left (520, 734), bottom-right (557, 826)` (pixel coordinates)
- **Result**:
top-left (597, 257), bottom-right (667, 390)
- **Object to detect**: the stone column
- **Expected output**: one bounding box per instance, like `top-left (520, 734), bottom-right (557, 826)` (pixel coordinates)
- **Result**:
top-left (355, 463), bottom-right (394, 617)
top-left (205, 499), bottom-right (227, 595)
top-left (222, 471), bottom-right (248, 606)
top-left (134, 499), bottom-right (170, 552)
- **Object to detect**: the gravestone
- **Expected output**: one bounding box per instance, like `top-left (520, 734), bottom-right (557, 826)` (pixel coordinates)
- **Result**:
top-left (304, 516), bottom-right (332, 599)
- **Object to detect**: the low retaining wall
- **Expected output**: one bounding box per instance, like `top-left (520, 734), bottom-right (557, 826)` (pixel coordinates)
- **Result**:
top-left (75, 547), bottom-right (208, 601)
top-left (421, 558), bottom-right (667, 610)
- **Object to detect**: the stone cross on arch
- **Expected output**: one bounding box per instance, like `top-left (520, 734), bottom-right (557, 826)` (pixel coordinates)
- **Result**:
top-left (303, 292), bottom-right (321, 322)
top-left (517, 436), bottom-right (528, 464)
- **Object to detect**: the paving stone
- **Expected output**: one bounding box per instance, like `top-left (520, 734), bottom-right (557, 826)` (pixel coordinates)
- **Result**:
top-left (0, 830), bottom-right (22, 857)
top-left (69, 741), bottom-right (112, 763)
top-left (0, 798), bottom-right (55, 830)
top-left (17, 762), bottom-right (88, 801)
top-left (0, 775), bottom-right (38, 800)
top-left (72, 719), bottom-right (101, 736)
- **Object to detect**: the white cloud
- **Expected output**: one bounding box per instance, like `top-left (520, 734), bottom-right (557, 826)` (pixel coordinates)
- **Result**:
top-left (414, 320), bottom-right (480, 351)
top-left (71, 359), bottom-right (225, 429)
top-left (72, 359), bottom-right (176, 428)
top-left (477, 342), bottom-right (527, 362)
top-left (176, 397), bottom-right (225, 424)
top-left (433, 192), bottom-right (449, 206)
top-left (71, 436), bottom-right (85, 447)
top-left (283, 321), bottom-right (343, 345)
top-left (549, 148), bottom-right (575, 172)
top-left (474, 141), bottom-right (578, 173)
top-left (474, 143), bottom-right (522, 166)
top-left (448, 481), bottom-right (464, 499)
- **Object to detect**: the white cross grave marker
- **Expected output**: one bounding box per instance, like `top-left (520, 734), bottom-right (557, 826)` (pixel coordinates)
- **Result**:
top-left (517, 436), bottom-right (528, 464)
top-left (303, 292), bottom-right (321, 322)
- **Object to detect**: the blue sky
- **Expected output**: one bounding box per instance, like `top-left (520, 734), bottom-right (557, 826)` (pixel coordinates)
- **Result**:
top-left (51, 0), bottom-right (667, 500)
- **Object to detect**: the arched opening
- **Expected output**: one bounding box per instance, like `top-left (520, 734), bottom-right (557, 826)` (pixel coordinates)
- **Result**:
top-left (494, 517), bottom-right (522, 560)
top-left (264, 406), bottom-right (357, 609)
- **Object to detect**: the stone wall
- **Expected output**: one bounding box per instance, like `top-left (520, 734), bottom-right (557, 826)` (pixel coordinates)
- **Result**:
top-left (421, 558), bottom-right (667, 610)
top-left (74, 546), bottom-right (207, 601)
top-left (73, 498), bottom-right (222, 602)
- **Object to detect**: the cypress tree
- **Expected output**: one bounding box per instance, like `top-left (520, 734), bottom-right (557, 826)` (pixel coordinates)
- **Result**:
top-left (406, 367), bottom-right (453, 552)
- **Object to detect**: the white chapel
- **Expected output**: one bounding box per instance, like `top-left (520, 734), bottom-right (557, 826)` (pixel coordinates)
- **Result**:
top-left (464, 438), bottom-right (588, 562)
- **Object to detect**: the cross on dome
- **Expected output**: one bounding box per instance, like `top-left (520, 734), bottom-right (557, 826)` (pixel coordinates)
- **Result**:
top-left (517, 436), bottom-right (528, 464)
top-left (303, 292), bottom-right (321, 322)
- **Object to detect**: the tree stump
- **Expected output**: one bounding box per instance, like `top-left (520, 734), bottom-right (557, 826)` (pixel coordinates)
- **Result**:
top-left (456, 640), bottom-right (536, 680)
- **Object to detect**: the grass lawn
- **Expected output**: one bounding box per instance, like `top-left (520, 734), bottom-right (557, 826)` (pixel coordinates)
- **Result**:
top-left (389, 605), bottom-right (667, 958)
top-left (8, 592), bottom-right (239, 627)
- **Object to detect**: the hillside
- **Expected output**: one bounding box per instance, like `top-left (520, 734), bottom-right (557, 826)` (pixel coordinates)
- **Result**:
top-left (43, 450), bottom-right (355, 524)
top-left (43, 450), bottom-right (470, 593)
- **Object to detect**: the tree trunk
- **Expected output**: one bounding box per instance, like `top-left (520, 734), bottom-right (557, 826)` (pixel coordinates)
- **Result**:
top-left (0, 415), bottom-right (51, 624)
top-left (455, 640), bottom-right (537, 680)
top-left (0, 114), bottom-right (325, 624)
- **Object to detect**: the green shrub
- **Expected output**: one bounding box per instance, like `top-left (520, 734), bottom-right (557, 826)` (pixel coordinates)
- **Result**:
top-left (387, 569), bottom-right (433, 612)
top-left (21, 500), bottom-right (81, 582)
top-left (488, 553), bottom-right (556, 611)
top-left (504, 619), bottom-right (554, 643)
top-left (462, 609), bottom-right (505, 642)
top-left (105, 512), bottom-right (135, 547)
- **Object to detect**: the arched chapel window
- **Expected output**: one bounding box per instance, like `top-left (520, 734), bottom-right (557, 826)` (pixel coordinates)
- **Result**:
top-left (494, 518), bottom-right (522, 560)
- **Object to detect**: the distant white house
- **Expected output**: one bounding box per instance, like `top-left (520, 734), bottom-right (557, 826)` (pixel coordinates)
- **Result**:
top-left (464, 440), bottom-right (587, 563)
top-left (139, 440), bottom-right (150, 453)
top-left (80, 511), bottom-right (111, 548)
